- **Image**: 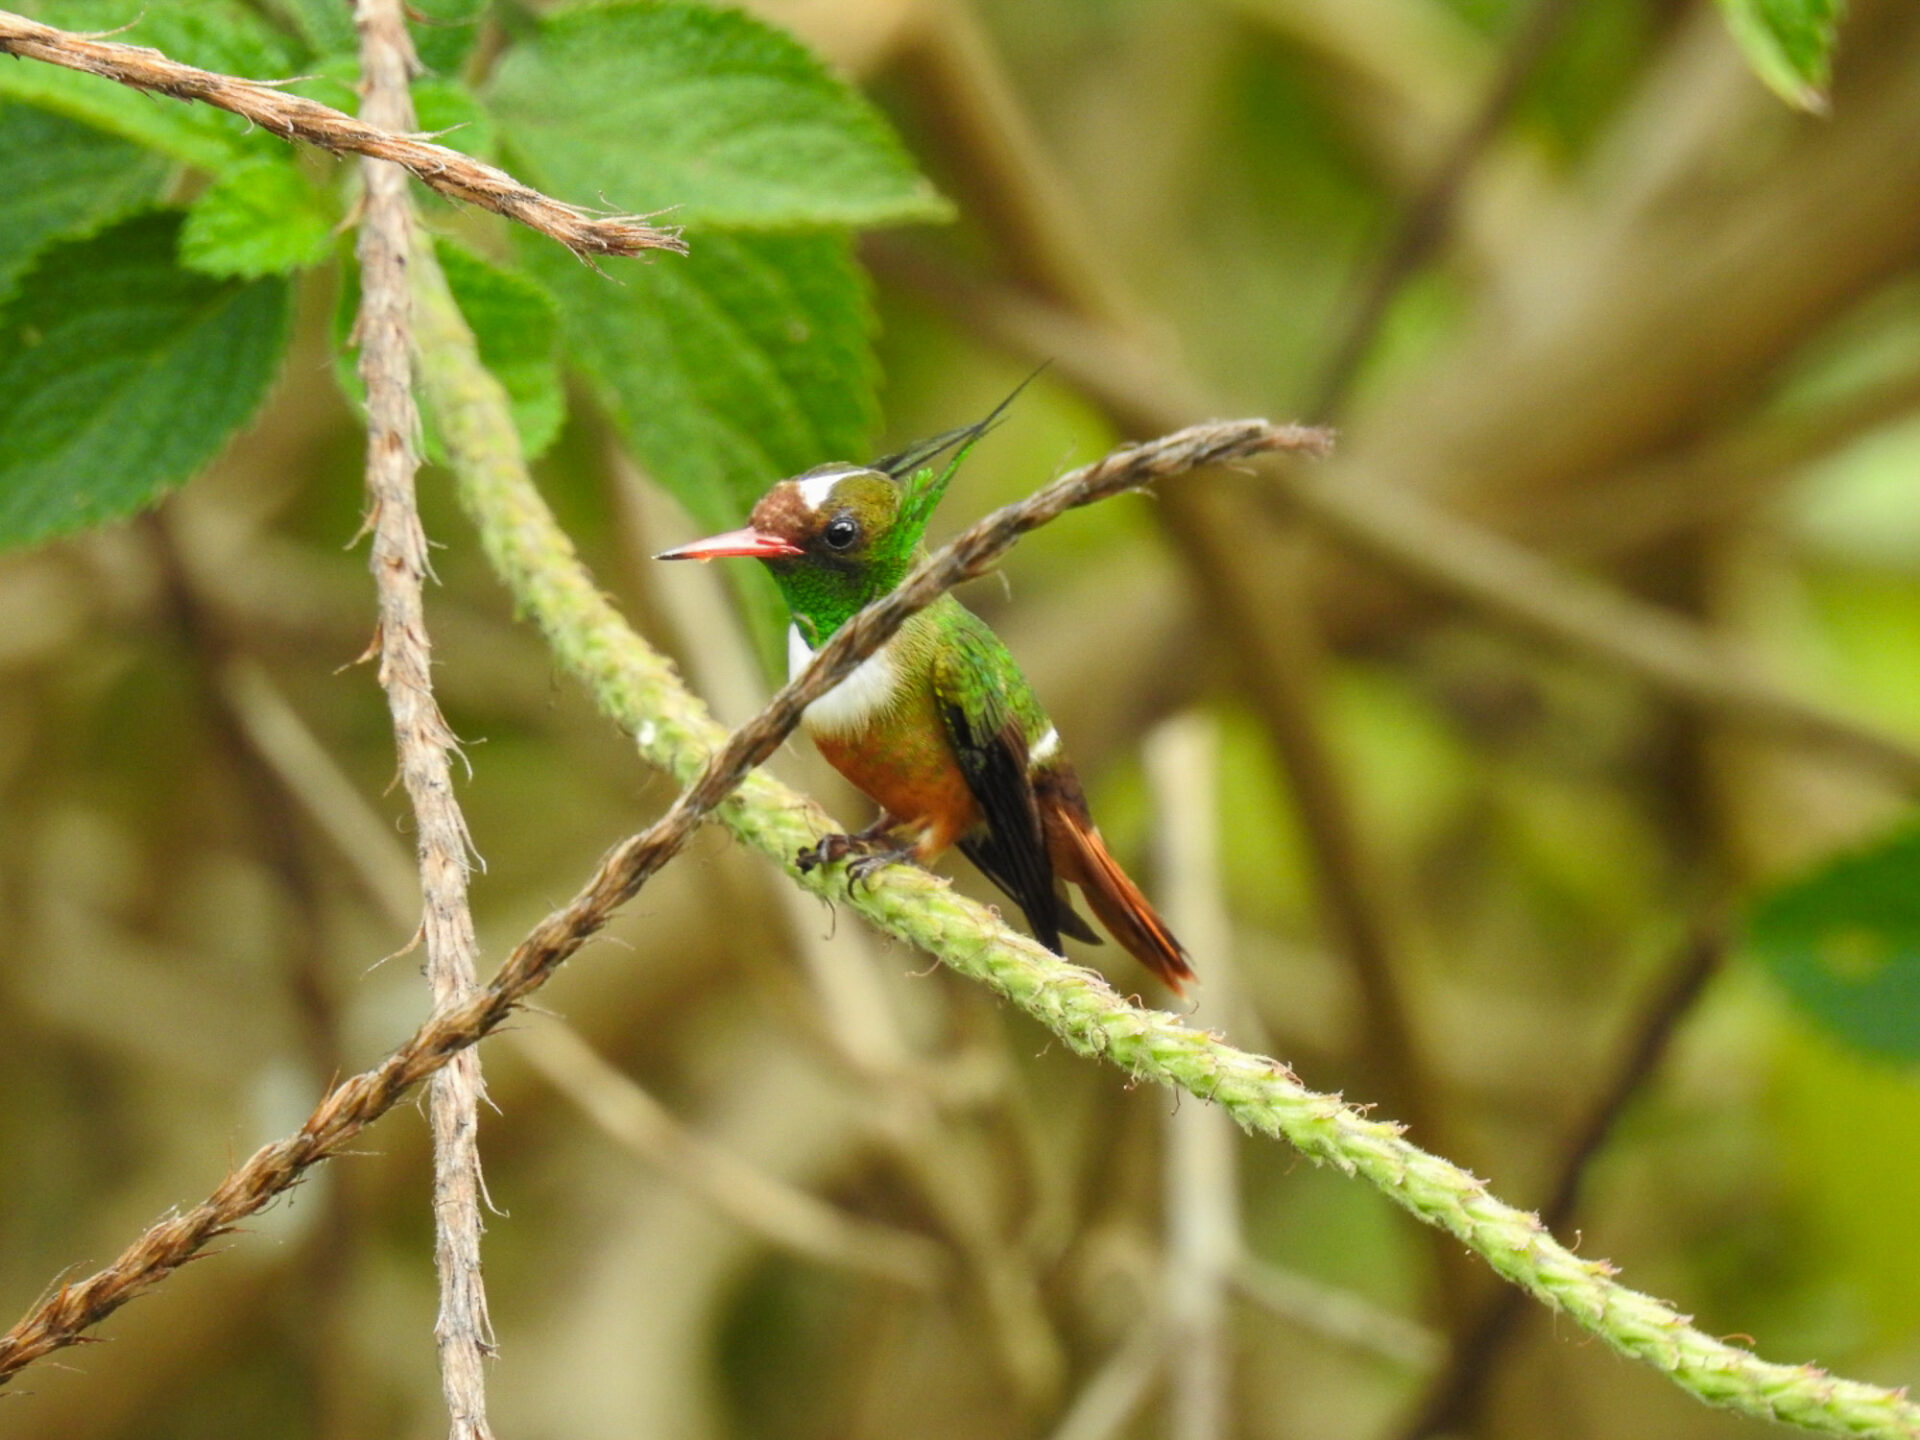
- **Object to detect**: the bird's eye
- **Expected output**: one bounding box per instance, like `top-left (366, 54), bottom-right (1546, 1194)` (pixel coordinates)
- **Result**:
top-left (823, 514), bottom-right (860, 550)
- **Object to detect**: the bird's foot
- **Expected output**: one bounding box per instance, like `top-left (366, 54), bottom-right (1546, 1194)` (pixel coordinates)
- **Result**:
top-left (797, 815), bottom-right (903, 874)
top-left (797, 832), bottom-right (856, 873)
top-left (796, 829), bottom-right (916, 891)
top-left (844, 843), bottom-right (918, 891)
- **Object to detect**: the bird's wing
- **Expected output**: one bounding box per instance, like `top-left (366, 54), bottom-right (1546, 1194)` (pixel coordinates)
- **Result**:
top-left (932, 633), bottom-right (1075, 954)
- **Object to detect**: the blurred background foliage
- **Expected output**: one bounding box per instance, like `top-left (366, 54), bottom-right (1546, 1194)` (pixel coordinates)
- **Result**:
top-left (0, 0), bottom-right (1917, 1437)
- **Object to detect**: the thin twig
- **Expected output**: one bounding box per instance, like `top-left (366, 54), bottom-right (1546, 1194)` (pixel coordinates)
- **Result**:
top-left (510, 1022), bottom-right (948, 1291)
top-left (351, 4), bottom-right (492, 1434)
top-left (1043, 1310), bottom-right (1168, 1440)
top-left (1310, 0), bottom-right (1583, 420)
top-left (1231, 1253), bottom-right (1443, 1371)
top-left (1391, 929), bottom-right (1726, 1440)
top-left (0, 8), bottom-right (683, 259)
top-left (0, 419), bottom-right (1311, 1390)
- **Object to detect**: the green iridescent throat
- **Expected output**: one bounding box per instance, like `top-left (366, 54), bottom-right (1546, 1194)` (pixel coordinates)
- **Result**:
top-left (770, 550), bottom-right (918, 649)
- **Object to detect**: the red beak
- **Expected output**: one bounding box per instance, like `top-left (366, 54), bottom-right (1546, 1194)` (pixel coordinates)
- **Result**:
top-left (654, 526), bottom-right (804, 561)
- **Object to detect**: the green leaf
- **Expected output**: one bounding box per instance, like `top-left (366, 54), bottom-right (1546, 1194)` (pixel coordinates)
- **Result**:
top-left (411, 0), bottom-right (491, 78)
top-left (0, 2), bottom-right (300, 170)
top-left (335, 244), bottom-right (567, 463)
top-left (435, 243), bottom-right (566, 461)
top-left (180, 153), bottom-right (340, 279)
top-left (485, 2), bottom-right (949, 228)
top-left (523, 228), bottom-right (876, 533)
top-left (0, 212), bottom-right (292, 551)
top-left (263, 0), bottom-right (359, 59)
top-left (1715, 0), bottom-right (1844, 112)
top-left (414, 77), bottom-right (499, 164)
top-left (0, 104), bottom-right (167, 304)
top-left (1746, 820), bottom-right (1920, 1061)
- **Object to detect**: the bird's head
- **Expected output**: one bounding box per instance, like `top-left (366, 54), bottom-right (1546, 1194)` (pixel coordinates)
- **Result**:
top-left (656, 373), bottom-right (1038, 641)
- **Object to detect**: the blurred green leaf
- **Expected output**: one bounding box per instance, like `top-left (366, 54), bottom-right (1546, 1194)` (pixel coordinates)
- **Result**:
top-left (0, 104), bottom-right (166, 304)
top-left (1715, 0), bottom-right (1844, 112)
top-left (335, 243), bottom-right (567, 463)
top-left (0, 1), bottom-right (298, 169)
top-left (522, 228), bottom-right (876, 534)
top-left (485, 1), bottom-right (950, 228)
top-left (411, 0), bottom-right (491, 78)
top-left (1747, 820), bottom-right (1920, 1061)
top-left (0, 213), bottom-right (291, 551)
top-left (435, 242), bottom-right (567, 462)
top-left (180, 153), bottom-right (339, 279)
top-left (415, 77), bottom-right (498, 163)
top-left (264, 0), bottom-right (359, 59)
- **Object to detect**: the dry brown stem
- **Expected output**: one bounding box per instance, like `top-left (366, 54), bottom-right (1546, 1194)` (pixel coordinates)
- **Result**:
top-left (351, 4), bottom-right (494, 1434)
top-left (0, 419), bottom-right (1320, 1388)
top-left (0, 8), bottom-right (684, 259)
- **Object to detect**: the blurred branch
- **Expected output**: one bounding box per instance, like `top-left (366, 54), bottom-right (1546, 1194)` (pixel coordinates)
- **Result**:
top-left (219, 657), bottom-right (420, 930)
top-left (1311, 0), bottom-right (1583, 419)
top-left (351, 5), bottom-right (493, 1434)
top-left (1043, 1308), bottom-right (1167, 1440)
top-left (1391, 928), bottom-right (1726, 1440)
top-left (1536, 354), bottom-right (1920, 561)
top-left (890, 0), bottom-right (1135, 327)
top-left (510, 1021), bottom-right (948, 1291)
top-left (1148, 714), bottom-right (1237, 1440)
top-left (1153, 503), bottom-right (1444, 1146)
top-left (1231, 1253), bottom-right (1443, 1372)
top-left (874, 253), bottom-right (1920, 792)
top-left (148, 517), bottom-right (362, 1440)
top-left (1212, 0), bottom-right (1558, 267)
top-left (0, 8), bottom-right (684, 259)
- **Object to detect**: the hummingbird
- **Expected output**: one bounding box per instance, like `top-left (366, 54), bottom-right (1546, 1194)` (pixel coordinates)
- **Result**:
top-left (656, 390), bottom-right (1193, 994)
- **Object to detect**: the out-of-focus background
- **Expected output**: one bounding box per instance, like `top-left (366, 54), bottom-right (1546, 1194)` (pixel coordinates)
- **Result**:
top-left (3, 0), bottom-right (1919, 1436)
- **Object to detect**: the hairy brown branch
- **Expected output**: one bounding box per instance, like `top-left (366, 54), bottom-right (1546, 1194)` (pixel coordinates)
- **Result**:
top-left (350, 3), bottom-right (494, 1436)
top-left (0, 8), bottom-right (684, 260)
top-left (0, 419), bottom-right (1321, 1387)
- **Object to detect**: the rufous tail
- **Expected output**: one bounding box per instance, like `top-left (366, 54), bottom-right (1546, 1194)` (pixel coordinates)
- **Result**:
top-left (1054, 812), bottom-right (1195, 994)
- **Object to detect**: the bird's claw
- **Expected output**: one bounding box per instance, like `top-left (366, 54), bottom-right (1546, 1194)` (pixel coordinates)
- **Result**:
top-left (845, 845), bottom-right (916, 892)
top-left (797, 831), bottom-right (863, 874)
top-left (796, 831), bottom-right (915, 892)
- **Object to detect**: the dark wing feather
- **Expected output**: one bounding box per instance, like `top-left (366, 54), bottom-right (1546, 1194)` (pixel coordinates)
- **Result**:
top-left (959, 834), bottom-right (1101, 946)
top-left (933, 645), bottom-right (1071, 954)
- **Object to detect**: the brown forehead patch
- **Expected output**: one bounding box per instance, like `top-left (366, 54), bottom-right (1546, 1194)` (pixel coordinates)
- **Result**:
top-left (749, 481), bottom-right (814, 542)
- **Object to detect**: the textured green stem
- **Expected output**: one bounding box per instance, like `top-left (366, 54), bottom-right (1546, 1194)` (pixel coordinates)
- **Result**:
top-left (411, 260), bottom-right (1919, 1437)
